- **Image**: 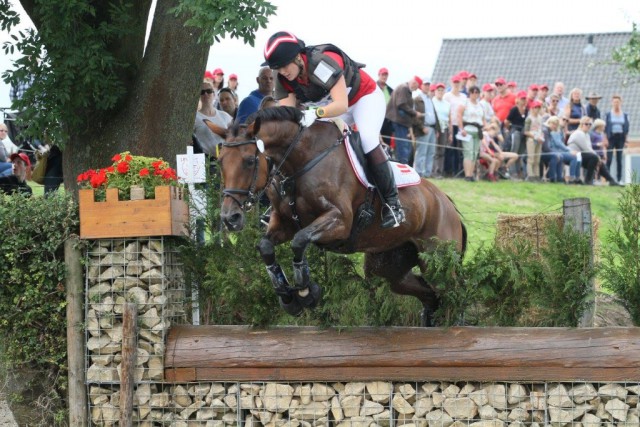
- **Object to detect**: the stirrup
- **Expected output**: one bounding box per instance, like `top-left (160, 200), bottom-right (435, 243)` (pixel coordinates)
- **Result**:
top-left (381, 203), bottom-right (405, 229)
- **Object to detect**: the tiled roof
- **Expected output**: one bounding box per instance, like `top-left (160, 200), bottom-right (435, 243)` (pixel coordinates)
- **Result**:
top-left (431, 32), bottom-right (640, 137)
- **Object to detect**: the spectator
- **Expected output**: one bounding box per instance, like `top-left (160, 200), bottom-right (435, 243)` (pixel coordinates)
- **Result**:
top-left (479, 125), bottom-right (500, 182)
top-left (465, 72), bottom-right (478, 94)
top-left (504, 91), bottom-right (529, 177)
top-left (526, 84), bottom-right (539, 109)
top-left (585, 92), bottom-right (602, 120)
top-left (413, 78), bottom-right (440, 178)
top-left (386, 76), bottom-right (425, 165)
top-left (0, 123), bottom-right (20, 177)
top-left (563, 88), bottom-right (586, 136)
top-left (212, 68), bottom-right (225, 92)
top-left (203, 70), bottom-right (215, 85)
top-left (227, 73), bottom-right (239, 102)
top-left (194, 81), bottom-right (233, 164)
top-left (605, 95), bottom-right (629, 183)
top-left (457, 85), bottom-right (486, 182)
top-left (0, 152), bottom-right (32, 196)
top-left (443, 74), bottom-right (467, 176)
top-left (482, 122), bottom-right (518, 180)
top-left (543, 116), bottom-right (580, 184)
top-left (376, 67), bottom-right (394, 147)
top-left (548, 81), bottom-right (569, 110)
top-left (491, 77), bottom-right (516, 124)
top-left (567, 116), bottom-right (620, 186)
top-left (590, 118), bottom-right (608, 161)
top-left (218, 87), bottom-right (238, 121)
top-left (458, 71), bottom-right (470, 95)
top-left (507, 81), bottom-right (517, 92)
top-left (538, 83), bottom-right (549, 103)
top-left (546, 93), bottom-right (562, 118)
top-left (236, 67), bottom-right (275, 124)
top-left (431, 82), bottom-right (450, 178)
top-left (480, 83), bottom-right (496, 123)
top-left (523, 100), bottom-right (545, 181)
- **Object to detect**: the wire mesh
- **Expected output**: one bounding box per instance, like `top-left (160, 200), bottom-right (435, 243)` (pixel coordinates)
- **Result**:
top-left (86, 380), bottom-right (640, 426)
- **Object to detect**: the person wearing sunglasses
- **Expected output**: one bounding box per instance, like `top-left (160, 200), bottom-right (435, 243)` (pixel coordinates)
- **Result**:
top-left (567, 116), bottom-right (621, 186)
top-left (193, 81), bottom-right (233, 162)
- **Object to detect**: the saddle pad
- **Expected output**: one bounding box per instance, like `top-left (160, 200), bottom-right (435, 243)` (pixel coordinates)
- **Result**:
top-left (344, 134), bottom-right (421, 188)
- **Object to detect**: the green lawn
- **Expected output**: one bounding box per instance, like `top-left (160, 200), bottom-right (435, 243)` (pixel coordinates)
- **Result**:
top-left (431, 178), bottom-right (622, 253)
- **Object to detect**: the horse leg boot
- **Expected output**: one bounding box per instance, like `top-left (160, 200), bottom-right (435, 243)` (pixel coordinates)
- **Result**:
top-left (291, 235), bottom-right (323, 309)
top-left (257, 236), bottom-right (303, 316)
top-left (366, 146), bottom-right (406, 229)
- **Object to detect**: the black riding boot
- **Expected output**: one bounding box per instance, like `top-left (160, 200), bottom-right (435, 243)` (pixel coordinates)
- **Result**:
top-left (366, 147), bottom-right (406, 229)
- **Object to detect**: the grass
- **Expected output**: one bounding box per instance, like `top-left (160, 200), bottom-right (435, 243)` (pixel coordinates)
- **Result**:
top-left (432, 177), bottom-right (623, 254)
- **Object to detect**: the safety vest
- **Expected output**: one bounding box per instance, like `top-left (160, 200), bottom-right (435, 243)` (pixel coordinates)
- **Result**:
top-left (282, 44), bottom-right (365, 104)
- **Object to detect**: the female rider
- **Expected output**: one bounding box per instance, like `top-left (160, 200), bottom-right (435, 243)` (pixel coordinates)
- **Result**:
top-left (262, 31), bottom-right (404, 228)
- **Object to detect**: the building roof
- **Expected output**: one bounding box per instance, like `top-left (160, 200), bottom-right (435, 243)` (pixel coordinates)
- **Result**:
top-left (431, 32), bottom-right (639, 137)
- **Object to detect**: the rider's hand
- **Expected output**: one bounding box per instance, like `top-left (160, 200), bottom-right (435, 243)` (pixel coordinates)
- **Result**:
top-left (300, 109), bottom-right (318, 127)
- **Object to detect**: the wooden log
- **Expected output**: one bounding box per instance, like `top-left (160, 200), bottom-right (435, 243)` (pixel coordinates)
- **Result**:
top-left (120, 303), bottom-right (137, 427)
top-left (65, 236), bottom-right (87, 427)
top-left (164, 326), bottom-right (640, 382)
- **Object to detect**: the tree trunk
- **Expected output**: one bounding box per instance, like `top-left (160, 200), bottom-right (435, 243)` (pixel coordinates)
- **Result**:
top-left (62, 0), bottom-right (209, 192)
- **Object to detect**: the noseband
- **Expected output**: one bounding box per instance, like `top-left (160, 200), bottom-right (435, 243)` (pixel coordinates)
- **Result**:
top-left (220, 140), bottom-right (264, 211)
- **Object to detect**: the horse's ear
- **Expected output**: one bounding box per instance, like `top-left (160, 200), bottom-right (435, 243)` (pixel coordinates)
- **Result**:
top-left (252, 116), bottom-right (262, 135)
top-left (203, 119), bottom-right (227, 138)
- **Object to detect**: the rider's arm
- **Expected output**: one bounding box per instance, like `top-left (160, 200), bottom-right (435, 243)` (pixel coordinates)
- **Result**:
top-left (317, 76), bottom-right (348, 118)
top-left (279, 93), bottom-right (298, 108)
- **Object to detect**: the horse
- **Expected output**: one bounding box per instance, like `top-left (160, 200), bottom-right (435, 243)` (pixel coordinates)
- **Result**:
top-left (217, 106), bottom-right (467, 326)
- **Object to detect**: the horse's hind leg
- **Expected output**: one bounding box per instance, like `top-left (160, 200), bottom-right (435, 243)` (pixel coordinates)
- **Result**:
top-left (364, 242), bottom-right (440, 326)
top-left (257, 235), bottom-right (303, 316)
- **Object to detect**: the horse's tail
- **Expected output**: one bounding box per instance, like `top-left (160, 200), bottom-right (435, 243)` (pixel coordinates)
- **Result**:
top-left (446, 194), bottom-right (467, 258)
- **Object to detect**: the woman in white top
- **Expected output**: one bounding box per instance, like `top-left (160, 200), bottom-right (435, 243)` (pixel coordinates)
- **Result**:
top-left (193, 81), bottom-right (233, 160)
top-left (457, 86), bottom-right (486, 181)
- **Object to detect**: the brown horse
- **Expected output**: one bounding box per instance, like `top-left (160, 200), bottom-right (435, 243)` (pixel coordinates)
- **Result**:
top-left (218, 107), bottom-right (466, 326)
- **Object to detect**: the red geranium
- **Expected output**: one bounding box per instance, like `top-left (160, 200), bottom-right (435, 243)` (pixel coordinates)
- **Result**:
top-left (117, 161), bottom-right (130, 173)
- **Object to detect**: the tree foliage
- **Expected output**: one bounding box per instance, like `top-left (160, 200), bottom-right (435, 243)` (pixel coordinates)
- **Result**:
top-left (613, 23), bottom-right (640, 76)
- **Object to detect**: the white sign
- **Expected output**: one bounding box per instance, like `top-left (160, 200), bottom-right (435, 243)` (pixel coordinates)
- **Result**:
top-left (177, 151), bottom-right (206, 184)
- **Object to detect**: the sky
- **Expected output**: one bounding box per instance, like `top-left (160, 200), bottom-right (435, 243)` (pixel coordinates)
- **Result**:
top-left (1, 0), bottom-right (639, 109)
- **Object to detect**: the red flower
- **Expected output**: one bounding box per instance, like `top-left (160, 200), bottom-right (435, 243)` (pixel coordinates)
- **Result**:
top-left (112, 154), bottom-right (122, 162)
top-left (162, 168), bottom-right (177, 181)
top-left (106, 166), bottom-right (115, 173)
top-left (90, 171), bottom-right (107, 188)
top-left (139, 168), bottom-right (150, 177)
top-left (116, 161), bottom-right (130, 173)
top-left (152, 160), bottom-right (164, 170)
top-left (124, 154), bottom-right (133, 162)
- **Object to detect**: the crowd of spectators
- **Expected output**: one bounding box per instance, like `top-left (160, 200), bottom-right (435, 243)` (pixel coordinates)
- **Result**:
top-left (378, 69), bottom-right (630, 185)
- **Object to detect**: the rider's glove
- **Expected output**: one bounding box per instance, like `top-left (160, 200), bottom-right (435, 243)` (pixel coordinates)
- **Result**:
top-left (300, 108), bottom-right (318, 128)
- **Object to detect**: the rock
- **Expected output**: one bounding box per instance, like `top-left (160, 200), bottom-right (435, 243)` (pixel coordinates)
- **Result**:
top-left (479, 405), bottom-right (498, 420)
top-left (548, 384), bottom-right (572, 408)
top-left (599, 384), bottom-right (628, 400)
top-left (124, 241), bottom-right (141, 260)
top-left (290, 401), bottom-right (330, 420)
top-left (112, 276), bottom-right (146, 291)
top-left (140, 307), bottom-right (161, 328)
top-left (331, 396), bottom-right (344, 422)
top-left (87, 335), bottom-right (111, 351)
top-left (147, 356), bottom-right (164, 381)
top-left (414, 397), bottom-right (434, 417)
top-left (240, 393), bottom-right (255, 410)
top-left (341, 395), bottom-right (363, 417)
top-left (443, 397), bottom-right (478, 419)
top-left (344, 382), bottom-right (366, 396)
top-left (580, 413), bottom-right (601, 427)
top-left (196, 408), bottom-right (216, 421)
top-left (469, 390), bottom-right (489, 407)
top-left (392, 393), bottom-right (415, 415)
top-left (373, 409), bottom-right (391, 427)
top-left (459, 384), bottom-right (476, 397)
top-left (605, 398), bottom-right (629, 421)
top-left (101, 252), bottom-right (127, 265)
top-left (469, 422), bottom-right (504, 427)
top-left (529, 391), bottom-right (546, 410)
top-left (549, 407), bottom-right (573, 425)
top-left (483, 384), bottom-right (507, 410)
top-left (224, 392), bottom-right (238, 411)
top-left (173, 385), bottom-right (192, 407)
top-left (135, 383), bottom-right (152, 406)
top-left (86, 364), bottom-right (118, 382)
top-left (263, 383), bottom-right (294, 413)
top-left (126, 286), bottom-right (148, 308)
top-left (93, 295), bottom-right (115, 313)
top-left (360, 399), bottom-right (385, 416)
top-left (421, 383), bottom-right (440, 396)
top-left (90, 355), bottom-right (114, 366)
top-left (398, 384), bottom-right (417, 402)
top-left (507, 408), bottom-right (529, 422)
top-left (507, 384), bottom-right (528, 404)
top-left (627, 385), bottom-right (640, 396)
top-left (149, 392), bottom-right (170, 408)
top-left (88, 282), bottom-right (112, 299)
top-left (140, 268), bottom-right (166, 284)
top-left (98, 266), bottom-right (125, 281)
top-left (569, 384), bottom-right (597, 404)
top-left (367, 381), bottom-right (392, 403)
top-left (443, 384), bottom-right (461, 398)
top-left (424, 409), bottom-right (454, 427)
top-left (432, 392), bottom-right (446, 407)
top-left (105, 324), bottom-right (123, 342)
top-left (141, 245), bottom-right (163, 265)
top-left (311, 383), bottom-right (335, 402)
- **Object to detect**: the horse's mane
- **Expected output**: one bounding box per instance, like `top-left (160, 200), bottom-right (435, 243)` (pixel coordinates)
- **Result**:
top-left (253, 106), bottom-right (303, 135)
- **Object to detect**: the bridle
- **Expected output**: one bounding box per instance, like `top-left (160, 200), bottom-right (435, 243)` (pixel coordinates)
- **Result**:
top-left (220, 140), bottom-right (266, 212)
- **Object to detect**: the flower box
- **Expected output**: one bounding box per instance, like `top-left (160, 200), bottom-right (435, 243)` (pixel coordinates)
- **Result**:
top-left (79, 186), bottom-right (189, 239)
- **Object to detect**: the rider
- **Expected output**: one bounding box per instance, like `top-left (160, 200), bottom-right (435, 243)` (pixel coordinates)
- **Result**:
top-left (262, 31), bottom-right (405, 228)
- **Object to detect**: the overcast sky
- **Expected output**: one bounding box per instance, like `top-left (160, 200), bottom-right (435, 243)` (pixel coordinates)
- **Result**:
top-left (1, 0), bottom-right (638, 109)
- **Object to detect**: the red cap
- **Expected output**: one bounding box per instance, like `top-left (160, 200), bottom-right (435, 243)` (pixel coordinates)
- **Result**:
top-left (469, 73), bottom-right (477, 79)
top-left (494, 77), bottom-right (506, 85)
top-left (458, 71), bottom-right (470, 79)
top-left (482, 83), bottom-right (494, 92)
top-left (516, 90), bottom-right (527, 99)
top-left (413, 76), bottom-right (423, 87)
top-left (436, 82), bottom-right (446, 89)
top-left (451, 74), bottom-right (462, 83)
top-left (378, 67), bottom-right (389, 75)
top-left (213, 68), bottom-right (224, 76)
top-left (429, 83), bottom-right (437, 91)
top-left (229, 73), bottom-right (238, 80)
top-left (204, 71), bottom-right (214, 80)
top-left (528, 84), bottom-right (539, 91)
top-left (9, 152), bottom-right (31, 168)
top-left (507, 81), bottom-right (517, 88)
top-left (539, 83), bottom-right (549, 90)
top-left (531, 100), bottom-right (543, 108)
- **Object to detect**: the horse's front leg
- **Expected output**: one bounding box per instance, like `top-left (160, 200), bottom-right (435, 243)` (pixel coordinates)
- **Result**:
top-left (289, 209), bottom-right (350, 309)
top-left (256, 218), bottom-right (303, 315)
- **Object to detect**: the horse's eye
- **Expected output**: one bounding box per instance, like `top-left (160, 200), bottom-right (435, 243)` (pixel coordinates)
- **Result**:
top-left (244, 157), bottom-right (256, 167)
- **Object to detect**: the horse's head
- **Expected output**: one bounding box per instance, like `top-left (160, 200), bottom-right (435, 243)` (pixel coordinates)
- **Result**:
top-left (218, 123), bottom-right (270, 232)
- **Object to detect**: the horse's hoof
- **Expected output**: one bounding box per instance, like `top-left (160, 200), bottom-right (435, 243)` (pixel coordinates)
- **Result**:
top-left (295, 281), bottom-right (323, 309)
top-left (279, 296), bottom-right (304, 317)
top-left (420, 306), bottom-right (436, 327)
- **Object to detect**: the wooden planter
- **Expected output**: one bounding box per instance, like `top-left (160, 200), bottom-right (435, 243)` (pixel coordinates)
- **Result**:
top-left (79, 186), bottom-right (189, 239)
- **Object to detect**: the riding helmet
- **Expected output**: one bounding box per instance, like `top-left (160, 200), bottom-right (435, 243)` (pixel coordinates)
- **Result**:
top-left (262, 31), bottom-right (305, 69)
